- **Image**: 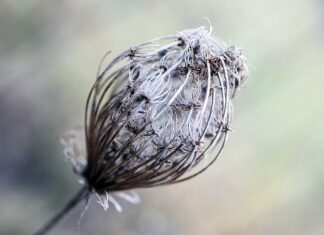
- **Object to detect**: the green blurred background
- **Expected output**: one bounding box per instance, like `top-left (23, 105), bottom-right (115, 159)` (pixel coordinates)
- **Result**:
top-left (1, 0), bottom-right (323, 234)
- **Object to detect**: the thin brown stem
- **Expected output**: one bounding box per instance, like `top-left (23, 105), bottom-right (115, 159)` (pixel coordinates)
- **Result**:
top-left (33, 186), bottom-right (89, 235)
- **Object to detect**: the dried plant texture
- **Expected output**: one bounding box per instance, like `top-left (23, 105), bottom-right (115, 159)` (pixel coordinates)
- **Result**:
top-left (80, 26), bottom-right (248, 194)
top-left (34, 26), bottom-right (248, 235)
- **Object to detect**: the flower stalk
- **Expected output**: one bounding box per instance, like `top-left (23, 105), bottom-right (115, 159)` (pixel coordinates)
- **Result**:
top-left (33, 186), bottom-right (89, 235)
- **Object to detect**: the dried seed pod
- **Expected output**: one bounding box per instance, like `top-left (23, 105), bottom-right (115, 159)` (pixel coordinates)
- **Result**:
top-left (82, 26), bottom-right (248, 193)
top-left (34, 26), bottom-right (248, 235)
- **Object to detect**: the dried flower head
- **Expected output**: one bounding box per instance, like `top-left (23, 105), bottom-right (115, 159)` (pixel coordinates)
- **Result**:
top-left (79, 26), bottom-right (248, 194)
top-left (34, 26), bottom-right (248, 235)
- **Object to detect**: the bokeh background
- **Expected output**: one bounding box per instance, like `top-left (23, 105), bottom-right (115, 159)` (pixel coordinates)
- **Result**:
top-left (1, 0), bottom-right (323, 234)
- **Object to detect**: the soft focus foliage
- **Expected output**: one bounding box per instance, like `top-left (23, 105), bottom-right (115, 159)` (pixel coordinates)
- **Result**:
top-left (0, 0), bottom-right (323, 235)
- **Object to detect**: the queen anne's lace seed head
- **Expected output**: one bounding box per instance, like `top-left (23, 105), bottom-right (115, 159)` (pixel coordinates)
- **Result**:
top-left (63, 26), bottom-right (248, 195)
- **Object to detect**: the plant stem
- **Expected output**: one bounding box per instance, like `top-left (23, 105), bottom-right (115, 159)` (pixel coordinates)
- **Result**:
top-left (33, 186), bottom-right (89, 235)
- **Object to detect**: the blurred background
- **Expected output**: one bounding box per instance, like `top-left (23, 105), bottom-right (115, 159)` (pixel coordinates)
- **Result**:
top-left (1, 0), bottom-right (323, 234)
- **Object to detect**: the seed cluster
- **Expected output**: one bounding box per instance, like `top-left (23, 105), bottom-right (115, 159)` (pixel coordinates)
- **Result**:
top-left (66, 27), bottom-right (248, 194)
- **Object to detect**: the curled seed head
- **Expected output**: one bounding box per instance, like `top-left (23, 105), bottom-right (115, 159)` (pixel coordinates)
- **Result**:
top-left (63, 26), bottom-right (248, 194)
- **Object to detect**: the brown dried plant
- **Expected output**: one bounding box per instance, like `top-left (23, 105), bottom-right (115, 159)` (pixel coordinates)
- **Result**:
top-left (34, 26), bottom-right (248, 235)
